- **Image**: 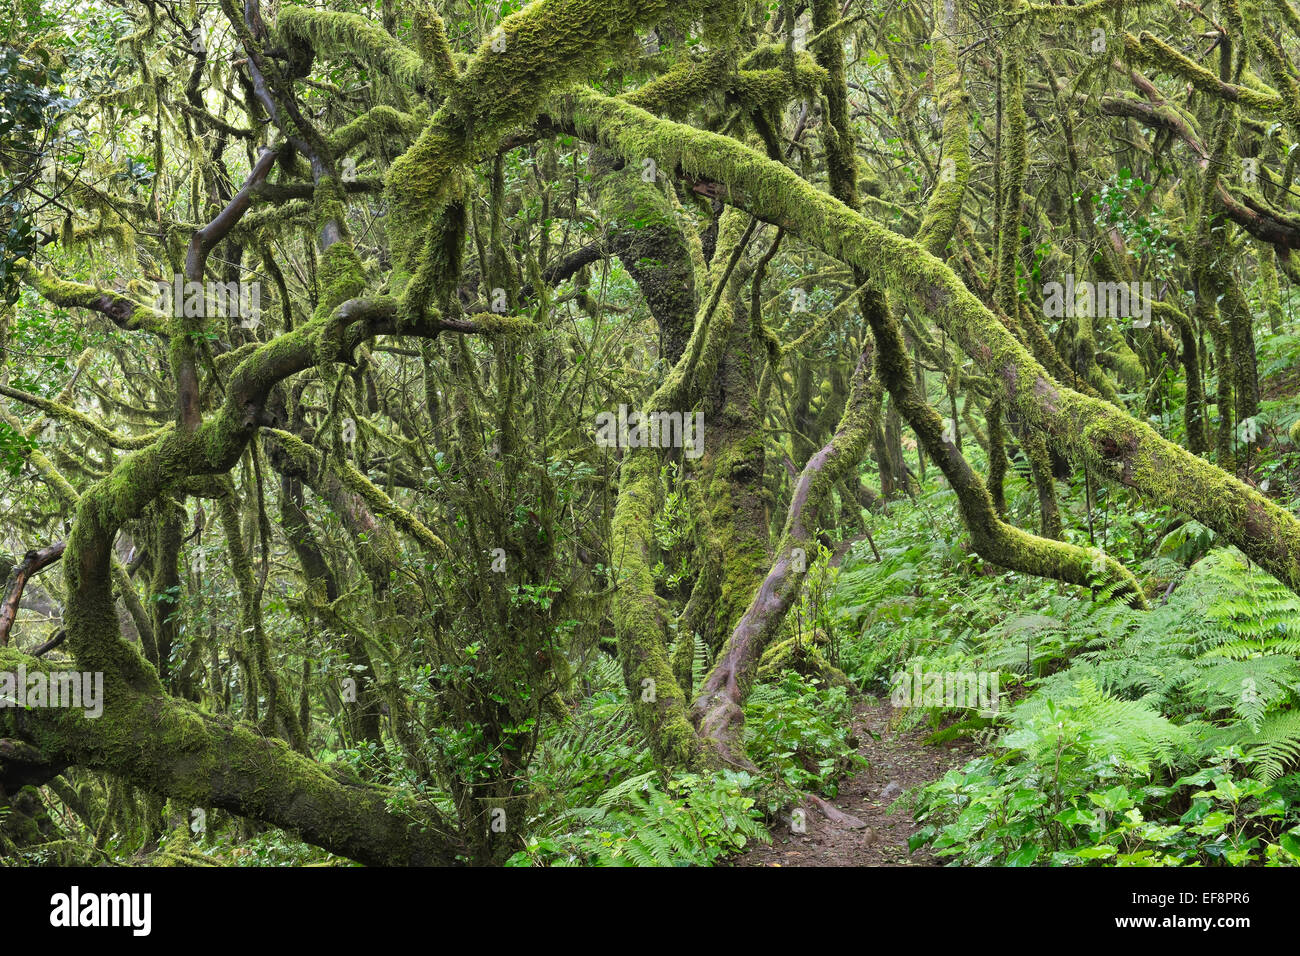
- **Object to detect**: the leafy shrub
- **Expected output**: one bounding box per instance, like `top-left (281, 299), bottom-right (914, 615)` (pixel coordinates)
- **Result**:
top-left (914, 746), bottom-right (1300, 867)
top-left (743, 669), bottom-right (865, 806)
top-left (508, 771), bottom-right (768, 866)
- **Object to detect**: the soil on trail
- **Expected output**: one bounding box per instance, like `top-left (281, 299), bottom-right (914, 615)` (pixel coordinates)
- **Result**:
top-left (732, 698), bottom-right (975, 867)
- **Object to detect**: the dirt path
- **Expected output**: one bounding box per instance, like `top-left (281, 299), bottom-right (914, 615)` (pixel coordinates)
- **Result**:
top-left (732, 697), bottom-right (975, 866)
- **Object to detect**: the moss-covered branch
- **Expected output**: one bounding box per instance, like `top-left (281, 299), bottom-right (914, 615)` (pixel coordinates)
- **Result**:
top-left (564, 92), bottom-right (1300, 595)
top-left (0, 648), bottom-right (458, 865)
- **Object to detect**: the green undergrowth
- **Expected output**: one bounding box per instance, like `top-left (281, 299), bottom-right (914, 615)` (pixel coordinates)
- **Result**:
top-left (503, 571), bottom-right (869, 865)
top-left (829, 468), bottom-right (1300, 866)
top-left (743, 669), bottom-right (865, 810)
top-left (499, 650), bottom-right (801, 865)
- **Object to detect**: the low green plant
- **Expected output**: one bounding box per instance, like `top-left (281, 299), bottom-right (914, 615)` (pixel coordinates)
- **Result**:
top-left (508, 771), bottom-right (768, 866)
top-left (743, 669), bottom-right (865, 807)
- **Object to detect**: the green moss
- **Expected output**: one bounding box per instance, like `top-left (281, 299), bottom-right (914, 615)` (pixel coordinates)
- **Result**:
top-left (811, 0), bottom-right (857, 207)
top-left (994, 31), bottom-right (1027, 320)
top-left (0, 648), bottom-right (457, 864)
top-left (276, 7), bottom-right (436, 93)
top-left (914, 0), bottom-right (971, 255)
top-left (0, 383), bottom-right (169, 450)
top-left (1011, 0), bottom-right (1168, 20)
top-left (610, 451), bottom-right (702, 767)
top-left (592, 164), bottom-right (697, 361)
top-left (329, 106), bottom-right (425, 157)
top-left (1124, 30), bottom-right (1283, 114)
top-left (758, 631), bottom-right (851, 687)
top-left (266, 428), bottom-right (448, 554)
top-left (621, 48), bottom-right (827, 119)
top-left (22, 262), bottom-right (167, 337)
top-left (561, 93), bottom-right (1282, 597)
top-left (385, 0), bottom-right (742, 265)
top-left (604, 207), bottom-right (758, 767)
top-left (409, 1), bottom-right (459, 89)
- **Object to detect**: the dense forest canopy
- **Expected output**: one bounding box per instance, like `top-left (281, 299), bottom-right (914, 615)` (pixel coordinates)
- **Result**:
top-left (2, 0), bottom-right (1300, 869)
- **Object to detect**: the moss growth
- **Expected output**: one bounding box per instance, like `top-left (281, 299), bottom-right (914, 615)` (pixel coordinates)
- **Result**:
top-left (409, 1), bottom-right (459, 90)
top-left (0, 383), bottom-right (170, 450)
top-left (1125, 30), bottom-right (1283, 115)
top-left (329, 106), bottom-right (425, 158)
top-left (592, 162), bottom-right (697, 363)
top-left (562, 93), bottom-right (1271, 598)
top-left (914, 0), bottom-right (971, 255)
top-left (758, 630), bottom-right (851, 688)
top-left (276, 6), bottom-right (436, 94)
top-left (385, 0), bottom-right (741, 265)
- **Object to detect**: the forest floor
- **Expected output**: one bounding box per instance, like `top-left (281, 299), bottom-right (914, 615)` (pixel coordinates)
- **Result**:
top-left (731, 698), bottom-right (975, 866)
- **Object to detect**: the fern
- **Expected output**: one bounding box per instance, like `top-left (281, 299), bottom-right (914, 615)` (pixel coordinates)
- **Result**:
top-left (1006, 676), bottom-right (1196, 771)
top-left (516, 772), bottom-right (768, 866)
top-left (690, 631), bottom-right (711, 690)
top-left (1207, 711), bottom-right (1300, 783)
top-left (1191, 656), bottom-right (1300, 730)
top-left (594, 770), bottom-right (661, 810)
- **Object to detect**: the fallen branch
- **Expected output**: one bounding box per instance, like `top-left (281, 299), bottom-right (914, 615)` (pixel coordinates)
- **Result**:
top-left (0, 541), bottom-right (66, 647)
